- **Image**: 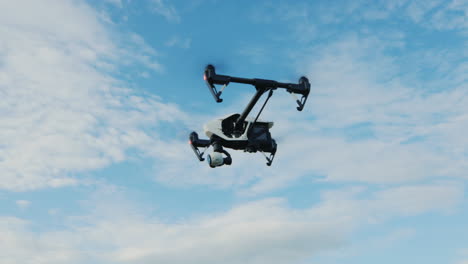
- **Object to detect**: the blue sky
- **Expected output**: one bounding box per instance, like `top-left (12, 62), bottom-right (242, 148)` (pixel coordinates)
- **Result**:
top-left (0, 0), bottom-right (467, 263)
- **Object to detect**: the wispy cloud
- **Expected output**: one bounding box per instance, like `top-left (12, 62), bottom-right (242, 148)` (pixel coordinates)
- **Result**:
top-left (150, 0), bottom-right (181, 23)
top-left (0, 0), bottom-right (185, 191)
top-left (15, 200), bottom-right (31, 210)
top-left (237, 46), bottom-right (270, 64)
top-left (0, 182), bottom-right (461, 263)
top-left (165, 35), bottom-right (192, 49)
top-left (104, 0), bottom-right (123, 8)
top-left (244, 33), bottom-right (467, 192)
top-left (315, 227), bottom-right (416, 260)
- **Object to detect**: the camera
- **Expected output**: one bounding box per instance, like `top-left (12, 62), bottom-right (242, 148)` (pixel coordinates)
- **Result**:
top-left (207, 151), bottom-right (232, 168)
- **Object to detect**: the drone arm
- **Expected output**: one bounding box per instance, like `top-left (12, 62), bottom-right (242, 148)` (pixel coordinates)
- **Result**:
top-left (205, 65), bottom-right (310, 111)
top-left (204, 65), bottom-right (278, 103)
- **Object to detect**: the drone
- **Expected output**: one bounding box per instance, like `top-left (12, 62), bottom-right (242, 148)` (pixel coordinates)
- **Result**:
top-left (189, 65), bottom-right (310, 168)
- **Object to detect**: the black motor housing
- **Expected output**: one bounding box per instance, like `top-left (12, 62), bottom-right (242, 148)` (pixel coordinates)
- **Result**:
top-left (243, 122), bottom-right (276, 154)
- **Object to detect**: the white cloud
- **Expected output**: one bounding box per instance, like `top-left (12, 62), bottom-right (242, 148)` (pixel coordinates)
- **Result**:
top-left (315, 227), bottom-right (415, 260)
top-left (0, 198), bottom-right (344, 264)
top-left (0, 182), bottom-right (461, 264)
top-left (104, 0), bottom-right (123, 8)
top-left (365, 0), bottom-right (468, 30)
top-left (406, 0), bottom-right (444, 23)
top-left (237, 46), bottom-right (270, 64)
top-left (15, 200), bottom-right (31, 210)
top-left (256, 0), bottom-right (468, 34)
top-left (0, 0), bottom-right (186, 191)
top-left (165, 35), bottom-right (192, 49)
top-left (150, 0), bottom-right (181, 23)
top-left (458, 247), bottom-right (468, 263)
top-left (288, 35), bottom-right (467, 181)
top-left (429, 0), bottom-right (468, 30)
top-left (265, 37), bottom-right (465, 186)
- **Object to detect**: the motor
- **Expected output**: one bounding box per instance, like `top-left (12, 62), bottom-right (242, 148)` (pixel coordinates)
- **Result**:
top-left (207, 151), bottom-right (232, 168)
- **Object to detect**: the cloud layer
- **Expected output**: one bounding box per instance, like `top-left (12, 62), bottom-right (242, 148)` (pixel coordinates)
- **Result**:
top-left (0, 182), bottom-right (462, 264)
top-left (0, 0), bottom-right (186, 191)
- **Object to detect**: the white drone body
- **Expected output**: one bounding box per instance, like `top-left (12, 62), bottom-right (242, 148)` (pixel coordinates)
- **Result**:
top-left (203, 113), bottom-right (273, 141)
